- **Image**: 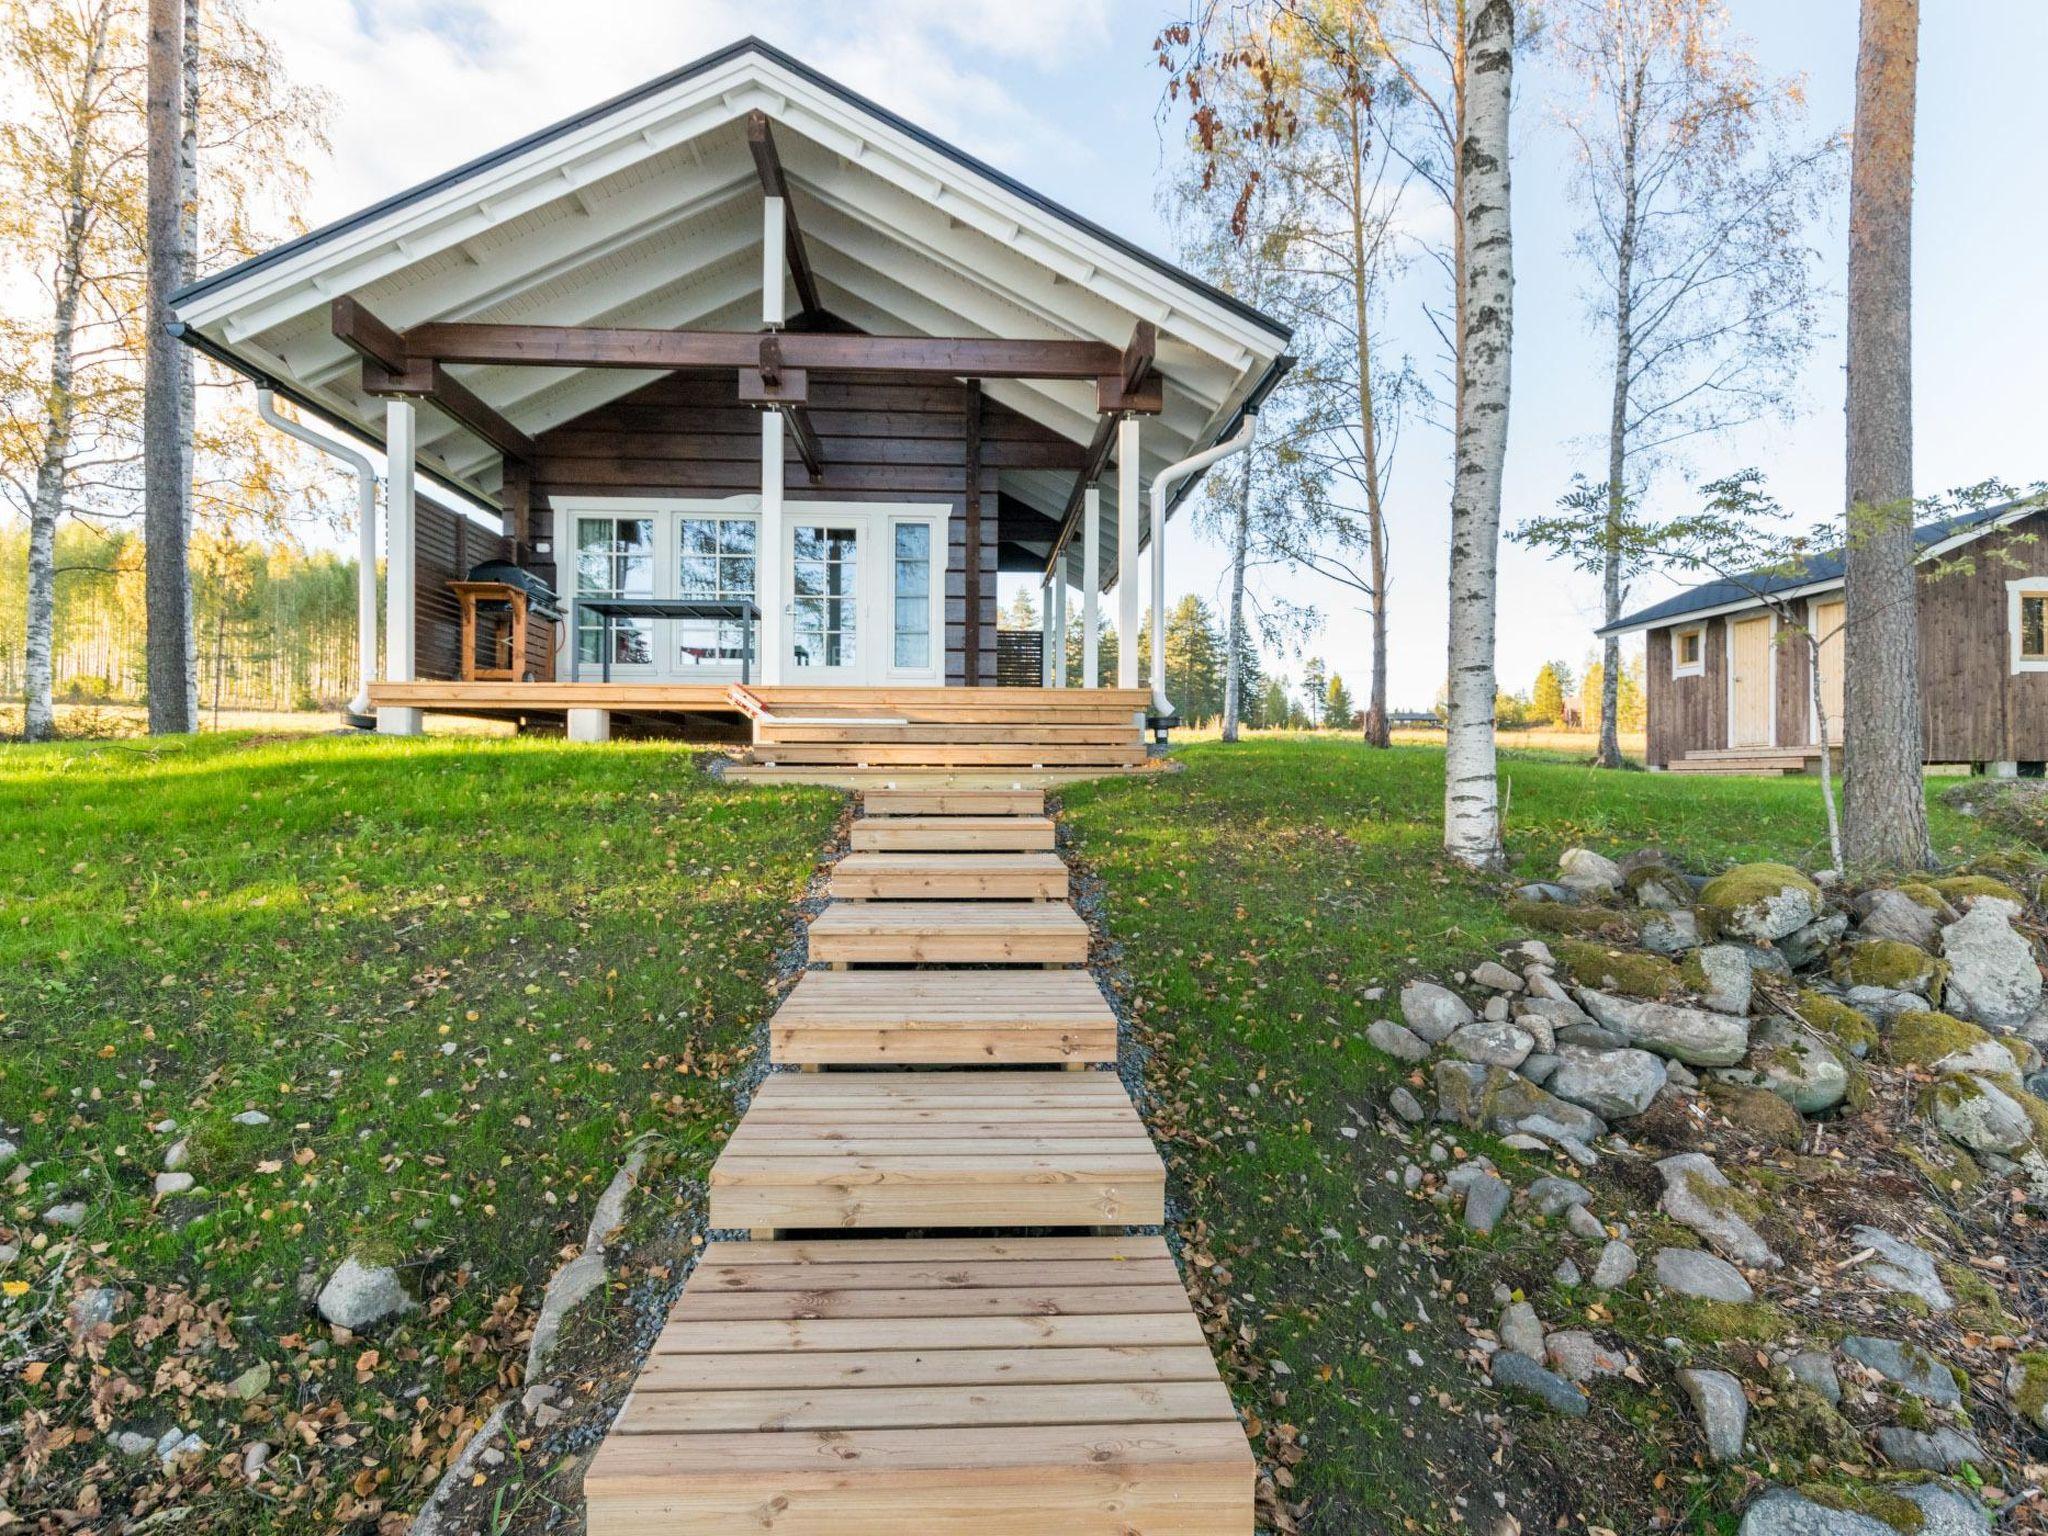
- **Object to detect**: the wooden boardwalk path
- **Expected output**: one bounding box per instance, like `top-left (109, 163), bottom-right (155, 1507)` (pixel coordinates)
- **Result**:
top-left (585, 785), bottom-right (1253, 1533)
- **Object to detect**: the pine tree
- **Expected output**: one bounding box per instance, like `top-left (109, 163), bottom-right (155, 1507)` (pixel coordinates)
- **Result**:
top-left (1259, 677), bottom-right (1291, 729)
top-left (1531, 662), bottom-right (1565, 725)
top-left (1301, 657), bottom-right (1328, 727)
top-left (1163, 594), bottom-right (1225, 726)
top-left (1001, 589), bottom-right (1039, 630)
top-left (1325, 673), bottom-right (1356, 731)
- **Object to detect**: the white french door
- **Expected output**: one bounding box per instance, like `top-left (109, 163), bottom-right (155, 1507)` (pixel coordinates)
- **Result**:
top-left (783, 505), bottom-right (945, 687)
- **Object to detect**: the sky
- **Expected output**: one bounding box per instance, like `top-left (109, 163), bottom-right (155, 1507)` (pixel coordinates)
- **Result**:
top-left (252, 0), bottom-right (2048, 710)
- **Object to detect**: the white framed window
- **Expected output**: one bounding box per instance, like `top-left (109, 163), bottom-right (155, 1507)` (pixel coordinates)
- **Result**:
top-left (573, 515), bottom-right (656, 668)
top-left (1672, 624), bottom-right (1706, 678)
top-left (892, 521), bottom-right (933, 670)
top-left (2009, 581), bottom-right (2048, 673)
top-left (674, 514), bottom-right (757, 669)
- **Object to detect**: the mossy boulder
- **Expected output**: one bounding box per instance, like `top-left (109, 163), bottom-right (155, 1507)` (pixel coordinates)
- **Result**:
top-left (1789, 1482), bottom-right (1929, 1535)
top-left (1624, 862), bottom-right (1694, 910)
top-left (1506, 900), bottom-right (1638, 939)
top-left (2008, 1350), bottom-right (2048, 1431)
top-left (1553, 938), bottom-right (1680, 999)
top-left (1921, 1072), bottom-right (2038, 1157)
top-left (1832, 939), bottom-right (1946, 1002)
top-left (1932, 873), bottom-right (2025, 909)
top-left (1704, 1078), bottom-right (1808, 1148)
top-left (1884, 1010), bottom-right (2020, 1075)
top-left (1715, 1018), bottom-right (1851, 1113)
top-left (1796, 989), bottom-right (1878, 1058)
top-left (1699, 862), bottom-right (1821, 942)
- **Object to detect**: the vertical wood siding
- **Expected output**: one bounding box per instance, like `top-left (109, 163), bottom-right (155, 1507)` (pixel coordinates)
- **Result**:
top-left (414, 501), bottom-right (511, 681)
top-left (1644, 616), bottom-right (1727, 767)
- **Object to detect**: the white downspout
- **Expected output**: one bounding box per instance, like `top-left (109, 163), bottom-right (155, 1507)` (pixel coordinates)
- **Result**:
top-left (257, 387), bottom-right (378, 718)
top-left (1148, 413), bottom-right (1259, 718)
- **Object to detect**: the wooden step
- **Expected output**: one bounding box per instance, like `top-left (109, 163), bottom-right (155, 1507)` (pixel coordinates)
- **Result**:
top-left (583, 1235), bottom-right (1253, 1534)
top-left (771, 969), bottom-right (1116, 1066)
top-left (809, 901), bottom-right (1088, 965)
top-left (759, 723), bottom-right (1139, 745)
top-left (851, 816), bottom-right (1056, 852)
top-left (752, 744), bottom-right (1149, 767)
top-left (708, 1073), bottom-right (1164, 1230)
top-left (863, 788), bottom-right (1045, 816)
top-left (830, 852), bottom-right (1068, 901)
top-left (725, 766), bottom-right (1153, 789)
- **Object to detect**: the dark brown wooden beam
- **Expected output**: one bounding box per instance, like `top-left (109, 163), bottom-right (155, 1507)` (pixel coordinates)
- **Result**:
top-left (736, 366), bottom-right (809, 406)
top-left (401, 322), bottom-right (1129, 383)
top-left (360, 358), bottom-right (535, 462)
top-left (963, 381), bottom-right (984, 686)
top-left (784, 405), bottom-right (825, 483)
top-left (746, 110), bottom-right (822, 319)
top-left (1120, 320), bottom-right (1157, 393)
top-left (330, 295), bottom-right (407, 372)
top-left (1094, 320), bottom-right (1160, 412)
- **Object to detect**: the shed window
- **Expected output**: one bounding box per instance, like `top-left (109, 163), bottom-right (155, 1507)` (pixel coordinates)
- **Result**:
top-left (2013, 582), bottom-right (2048, 672)
top-left (1672, 625), bottom-right (1706, 678)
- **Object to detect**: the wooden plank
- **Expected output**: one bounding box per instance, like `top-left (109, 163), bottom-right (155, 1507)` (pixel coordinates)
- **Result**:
top-left (808, 900), bottom-right (1087, 964)
top-left (770, 968), bottom-right (1115, 1068)
top-left (628, 1344), bottom-right (1222, 1392)
top-left (759, 723), bottom-right (1139, 743)
top-left (746, 110), bottom-right (822, 318)
top-left (614, 1380), bottom-right (1236, 1434)
top-left (829, 852), bottom-right (1067, 901)
top-left (757, 744), bottom-right (1147, 767)
top-left (850, 817), bottom-right (1056, 852)
top-left (648, 1312), bottom-right (1208, 1354)
top-left (687, 1257), bottom-right (1184, 1291)
top-left (863, 789), bottom-right (1044, 815)
top-left (700, 1236), bottom-right (1159, 1265)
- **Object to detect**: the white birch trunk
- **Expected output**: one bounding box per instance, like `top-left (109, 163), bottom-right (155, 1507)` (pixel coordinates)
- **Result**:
top-left (1443, 0), bottom-right (1516, 870)
top-left (144, 0), bottom-right (194, 732)
top-left (1220, 422), bottom-right (1256, 742)
top-left (177, 0), bottom-right (200, 721)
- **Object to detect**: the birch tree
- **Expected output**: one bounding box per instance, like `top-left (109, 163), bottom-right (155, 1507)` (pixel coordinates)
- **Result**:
top-left (1842, 0), bottom-right (1929, 869)
top-left (142, 0), bottom-right (190, 731)
top-left (1523, 0), bottom-right (1838, 769)
top-left (1441, 0), bottom-right (1515, 869)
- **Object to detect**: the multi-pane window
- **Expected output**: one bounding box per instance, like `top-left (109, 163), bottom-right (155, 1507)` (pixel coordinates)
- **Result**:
top-left (2023, 595), bottom-right (2048, 662)
top-left (574, 517), bottom-right (654, 665)
top-left (792, 526), bottom-right (859, 668)
top-left (675, 516), bottom-right (757, 668)
top-left (893, 522), bottom-right (932, 669)
top-left (1673, 625), bottom-right (1705, 677)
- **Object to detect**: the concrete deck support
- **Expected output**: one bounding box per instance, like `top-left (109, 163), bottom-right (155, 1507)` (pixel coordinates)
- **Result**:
top-left (567, 708), bottom-right (612, 743)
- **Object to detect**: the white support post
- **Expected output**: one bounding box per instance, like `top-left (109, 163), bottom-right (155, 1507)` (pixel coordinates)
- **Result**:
top-left (1040, 581), bottom-right (1056, 686)
top-left (1116, 417), bottom-right (1141, 691)
top-left (1081, 486), bottom-right (1101, 689)
top-left (757, 411), bottom-right (786, 685)
top-left (762, 196), bottom-right (787, 327)
top-left (378, 398), bottom-right (423, 736)
top-left (1052, 574), bottom-right (1068, 687)
top-left (566, 708), bottom-right (611, 743)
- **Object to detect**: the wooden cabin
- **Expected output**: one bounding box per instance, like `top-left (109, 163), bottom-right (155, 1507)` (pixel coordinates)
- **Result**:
top-left (167, 38), bottom-right (1291, 760)
top-left (1601, 499), bottom-right (2048, 774)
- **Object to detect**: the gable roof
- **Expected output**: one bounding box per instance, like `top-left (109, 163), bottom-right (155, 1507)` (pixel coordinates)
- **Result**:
top-left (1597, 498), bottom-right (2042, 637)
top-left (169, 36), bottom-right (1292, 585)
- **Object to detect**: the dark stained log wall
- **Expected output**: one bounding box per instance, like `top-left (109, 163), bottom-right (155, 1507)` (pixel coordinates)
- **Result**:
top-left (1776, 623), bottom-right (1812, 749)
top-left (415, 500), bottom-right (512, 682)
top-left (1643, 617), bottom-right (1727, 768)
top-left (525, 372), bottom-right (1073, 684)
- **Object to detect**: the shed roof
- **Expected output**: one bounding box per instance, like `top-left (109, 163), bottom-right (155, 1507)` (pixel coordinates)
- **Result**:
top-left (1597, 498), bottom-right (2039, 637)
top-left (170, 37), bottom-right (1291, 588)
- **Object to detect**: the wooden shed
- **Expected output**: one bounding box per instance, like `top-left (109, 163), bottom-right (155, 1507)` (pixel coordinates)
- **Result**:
top-left (1601, 499), bottom-right (2048, 774)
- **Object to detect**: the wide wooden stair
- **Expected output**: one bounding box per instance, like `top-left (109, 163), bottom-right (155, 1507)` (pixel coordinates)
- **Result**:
top-left (1667, 745), bottom-right (1841, 776)
top-left (585, 784), bottom-right (1253, 1533)
top-left (726, 687), bottom-right (1158, 783)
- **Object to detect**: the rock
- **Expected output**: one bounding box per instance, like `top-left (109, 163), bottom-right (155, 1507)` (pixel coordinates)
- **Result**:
top-left (0, 1138), bottom-right (17, 1167)
top-left (1388, 1086), bottom-right (1426, 1124)
top-left (1547, 1044), bottom-right (1667, 1119)
top-left (1481, 994), bottom-right (1511, 1022)
top-left (2007, 1351), bottom-right (2048, 1430)
top-left (1489, 1350), bottom-right (1588, 1417)
top-left (0, 1244), bottom-right (16, 1266)
top-left (1627, 865), bottom-right (1696, 911)
top-left (1523, 969), bottom-right (1575, 1004)
top-left (242, 1441), bottom-right (273, 1482)
top-left (1590, 1240), bottom-right (1637, 1289)
top-left (1433, 1061), bottom-right (1606, 1142)
top-left (1402, 981), bottom-right (1476, 1043)
top-left (1780, 912), bottom-right (1850, 970)
top-left (1786, 1350), bottom-right (1842, 1405)
top-left (1684, 945), bottom-right (1755, 1016)
top-left (1704, 1080), bottom-right (1809, 1148)
top-left (1925, 1071), bottom-right (2036, 1157)
top-left (1525, 1175), bottom-right (1592, 1216)
top-left (1714, 1019), bottom-right (1850, 1114)
top-left (1699, 863), bottom-right (1820, 943)
top-left (1448, 1020), bottom-right (1536, 1070)
top-left (1556, 1022), bottom-right (1630, 1050)
top-left (1519, 1052), bottom-right (1561, 1087)
top-left (67, 1286), bottom-right (124, 1339)
top-left (1464, 1173), bottom-right (1511, 1234)
top-left (231, 1110), bottom-right (271, 1127)
top-left (1580, 991), bottom-right (1750, 1067)
top-left (1558, 847), bottom-right (1623, 897)
top-left (1843, 985), bottom-right (1927, 1022)
top-left (1740, 1486), bottom-right (1988, 1536)
top-left (42, 1202), bottom-right (86, 1230)
top-left (1512, 940), bottom-right (1556, 966)
top-left (1554, 1257), bottom-right (1582, 1286)
top-left (1678, 1367), bottom-right (1748, 1462)
top-left (1796, 990), bottom-right (1879, 1058)
top-left (1498, 1300), bottom-right (1545, 1360)
top-left (1517, 996), bottom-right (1590, 1031)
top-left (1517, 882), bottom-right (1578, 904)
top-left (158, 1428), bottom-right (205, 1467)
top-left (1901, 1486), bottom-right (1992, 1536)
top-left (315, 1256), bottom-right (415, 1332)
top-left (109, 1429), bottom-right (156, 1458)
top-left (1846, 1225), bottom-right (1953, 1312)
top-left (1834, 938), bottom-right (1946, 1001)
top-left (1367, 1019), bottom-right (1431, 1065)
top-left (1656, 1153), bottom-right (1781, 1268)
top-left (1471, 960), bottom-right (1524, 992)
top-left (1640, 910), bottom-right (1703, 955)
top-left (154, 1171), bottom-right (195, 1197)
top-left (1942, 899), bottom-right (2043, 1030)
top-left (1566, 1203), bottom-right (1607, 1241)
top-left (1839, 1335), bottom-right (1962, 1405)
top-left (1546, 1329), bottom-right (1626, 1381)
top-left (1857, 888), bottom-right (1942, 950)
top-left (229, 1361), bottom-right (272, 1400)
top-left (1652, 1246), bottom-right (1756, 1302)
top-left (1871, 1425), bottom-right (1985, 1472)
top-left (162, 1139), bottom-right (189, 1171)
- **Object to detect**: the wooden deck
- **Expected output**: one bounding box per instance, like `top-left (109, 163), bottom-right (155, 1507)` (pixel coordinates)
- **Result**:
top-left (584, 768), bottom-right (1250, 1532)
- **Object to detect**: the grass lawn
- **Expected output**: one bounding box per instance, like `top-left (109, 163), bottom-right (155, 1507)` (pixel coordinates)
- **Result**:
top-left (1059, 738), bottom-right (2020, 1534)
top-left (0, 733), bottom-right (836, 1531)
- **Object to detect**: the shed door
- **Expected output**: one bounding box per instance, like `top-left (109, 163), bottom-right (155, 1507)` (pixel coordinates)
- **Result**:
top-left (1812, 600), bottom-right (1846, 745)
top-left (1729, 616), bottom-right (1774, 747)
